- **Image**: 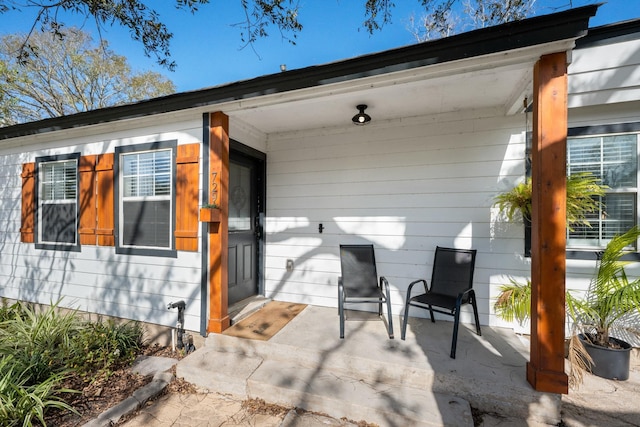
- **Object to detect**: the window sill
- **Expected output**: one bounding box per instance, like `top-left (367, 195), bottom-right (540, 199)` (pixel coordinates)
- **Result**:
top-left (567, 250), bottom-right (640, 261)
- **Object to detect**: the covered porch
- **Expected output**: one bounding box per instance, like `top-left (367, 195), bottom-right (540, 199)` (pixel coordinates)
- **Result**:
top-left (202, 5), bottom-right (601, 396)
top-left (180, 303), bottom-right (640, 426)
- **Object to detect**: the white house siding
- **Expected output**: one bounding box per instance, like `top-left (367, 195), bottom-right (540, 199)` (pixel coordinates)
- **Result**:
top-left (263, 107), bottom-right (532, 326)
top-left (569, 36), bottom-right (640, 108)
top-left (0, 116), bottom-right (206, 332)
top-left (564, 33), bottom-right (640, 343)
top-left (263, 29), bottom-right (640, 330)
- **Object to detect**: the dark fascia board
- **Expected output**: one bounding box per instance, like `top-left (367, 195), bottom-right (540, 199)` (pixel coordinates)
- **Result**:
top-left (575, 16), bottom-right (640, 48)
top-left (0, 4), bottom-right (599, 141)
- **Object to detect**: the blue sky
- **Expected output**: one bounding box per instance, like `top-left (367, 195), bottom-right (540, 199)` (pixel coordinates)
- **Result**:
top-left (1, 1), bottom-right (639, 92)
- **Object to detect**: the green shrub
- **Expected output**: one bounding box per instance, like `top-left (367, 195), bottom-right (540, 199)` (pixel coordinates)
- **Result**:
top-left (0, 333), bottom-right (77, 427)
top-left (0, 300), bottom-right (146, 425)
top-left (68, 320), bottom-right (145, 378)
top-left (0, 301), bottom-right (79, 385)
top-left (0, 299), bottom-right (28, 323)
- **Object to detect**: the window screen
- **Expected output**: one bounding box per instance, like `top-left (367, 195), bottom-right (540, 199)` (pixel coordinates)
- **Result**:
top-left (567, 134), bottom-right (638, 248)
top-left (119, 147), bottom-right (173, 250)
top-left (38, 158), bottom-right (78, 245)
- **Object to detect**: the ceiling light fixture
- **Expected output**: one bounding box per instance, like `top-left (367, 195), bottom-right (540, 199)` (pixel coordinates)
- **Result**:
top-left (352, 104), bottom-right (371, 125)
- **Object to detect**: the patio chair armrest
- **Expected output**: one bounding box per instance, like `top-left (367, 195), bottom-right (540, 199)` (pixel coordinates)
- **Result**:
top-left (379, 276), bottom-right (390, 291)
top-left (457, 288), bottom-right (475, 303)
top-left (406, 279), bottom-right (428, 299)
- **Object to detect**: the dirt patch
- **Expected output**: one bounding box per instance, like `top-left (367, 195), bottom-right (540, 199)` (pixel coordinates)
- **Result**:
top-left (42, 344), bottom-right (379, 427)
top-left (41, 344), bottom-right (184, 427)
top-left (41, 368), bottom-right (151, 427)
top-left (242, 397), bottom-right (290, 417)
top-left (165, 364), bottom-right (198, 394)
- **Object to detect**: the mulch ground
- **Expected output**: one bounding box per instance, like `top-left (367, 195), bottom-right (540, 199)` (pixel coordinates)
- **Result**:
top-left (41, 344), bottom-right (187, 427)
top-left (41, 343), bottom-right (381, 427)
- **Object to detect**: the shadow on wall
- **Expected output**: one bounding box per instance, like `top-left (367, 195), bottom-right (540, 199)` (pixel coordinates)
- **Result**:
top-left (0, 149), bottom-right (203, 345)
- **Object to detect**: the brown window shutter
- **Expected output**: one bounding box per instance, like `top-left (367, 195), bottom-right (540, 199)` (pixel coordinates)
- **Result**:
top-left (78, 155), bottom-right (97, 245)
top-left (96, 153), bottom-right (115, 246)
top-left (20, 163), bottom-right (36, 243)
top-left (175, 143), bottom-right (200, 251)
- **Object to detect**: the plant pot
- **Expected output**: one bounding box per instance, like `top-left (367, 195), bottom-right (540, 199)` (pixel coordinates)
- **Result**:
top-left (199, 207), bottom-right (221, 223)
top-left (579, 334), bottom-right (632, 380)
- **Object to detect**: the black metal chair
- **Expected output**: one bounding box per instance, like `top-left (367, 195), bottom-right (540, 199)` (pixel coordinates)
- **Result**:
top-left (338, 244), bottom-right (394, 339)
top-left (401, 246), bottom-right (480, 358)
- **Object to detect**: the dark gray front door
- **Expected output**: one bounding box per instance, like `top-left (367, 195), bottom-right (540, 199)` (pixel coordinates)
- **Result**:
top-left (228, 151), bottom-right (263, 305)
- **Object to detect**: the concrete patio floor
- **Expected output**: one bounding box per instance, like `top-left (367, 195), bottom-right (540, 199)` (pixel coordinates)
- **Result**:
top-left (127, 304), bottom-right (640, 426)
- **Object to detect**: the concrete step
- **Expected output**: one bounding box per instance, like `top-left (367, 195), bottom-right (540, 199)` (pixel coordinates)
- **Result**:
top-left (248, 359), bottom-right (473, 427)
top-left (206, 333), bottom-right (435, 390)
top-left (177, 346), bottom-right (262, 396)
top-left (181, 336), bottom-right (473, 426)
top-left (202, 329), bottom-right (561, 424)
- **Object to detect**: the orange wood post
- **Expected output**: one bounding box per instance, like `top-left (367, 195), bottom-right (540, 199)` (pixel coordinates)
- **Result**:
top-left (207, 112), bottom-right (231, 333)
top-left (526, 52), bottom-right (569, 394)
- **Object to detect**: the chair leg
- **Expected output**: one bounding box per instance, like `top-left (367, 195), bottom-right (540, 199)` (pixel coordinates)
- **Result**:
top-left (385, 290), bottom-right (394, 339)
top-left (470, 290), bottom-right (482, 336)
top-left (450, 300), bottom-right (463, 359)
top-left (428, 305), bottom-right (436, 323)
top-left (338, 283), bottom-right (345, 339)
top-left (401, 301), bottom-right (410, 340)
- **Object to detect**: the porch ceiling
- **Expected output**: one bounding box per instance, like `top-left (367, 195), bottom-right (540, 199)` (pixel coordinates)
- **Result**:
top-left (225, 56), bottom-right (536, 135)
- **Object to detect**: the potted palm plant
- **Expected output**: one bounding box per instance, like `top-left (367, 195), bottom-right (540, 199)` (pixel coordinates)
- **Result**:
top-left (566, 226), bottom-right (640, 381)
top-left (495, 228), bottom-right (640, 383)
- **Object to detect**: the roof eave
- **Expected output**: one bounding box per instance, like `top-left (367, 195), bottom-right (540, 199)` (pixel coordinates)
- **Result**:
top-left (0, 4), bottom-right (599, 140)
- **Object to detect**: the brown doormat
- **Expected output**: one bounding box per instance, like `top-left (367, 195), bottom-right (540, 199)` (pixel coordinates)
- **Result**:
top-left (223, 301), bottom-right (306, 341)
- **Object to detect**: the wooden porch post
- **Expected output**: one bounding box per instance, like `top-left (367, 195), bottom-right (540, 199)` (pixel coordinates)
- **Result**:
top-left (207, 112), bottom-right (230, 333)
top-left (526, 52), bottom-right (569, 394)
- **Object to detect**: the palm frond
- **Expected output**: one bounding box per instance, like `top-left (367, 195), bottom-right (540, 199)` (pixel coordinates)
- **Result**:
top-left (494, 278), bottom-right (531, 325)
top-left (565, 172), bottom-right (607, 231)
top-left (568, 334), bottom-right (593, 389)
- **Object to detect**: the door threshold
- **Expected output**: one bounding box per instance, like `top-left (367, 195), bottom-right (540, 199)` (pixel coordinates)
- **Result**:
top-left (229, 295), bottom-right (271, 325)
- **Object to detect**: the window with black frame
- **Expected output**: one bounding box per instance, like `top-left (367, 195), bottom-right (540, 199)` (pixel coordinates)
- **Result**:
top-left (567, 130), bottom-right (638, 250)
top-left (115, 141), bottom-right (176, 257)
top-left (36, 153), bottom-right (79, 249)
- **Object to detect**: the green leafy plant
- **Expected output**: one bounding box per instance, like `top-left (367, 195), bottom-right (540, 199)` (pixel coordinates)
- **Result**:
top-left (68, 320), bottom-right (145, 379)
top-left (0, 301), bottom-right (80, 426)
top-left (565, 226), bottom-right (640, 384)
top-left (494, 172), bottom-right (606, 231)
top-left (494, 228), bottom-right (640, 385)
top-left (493, 278), bottom-right (531, 326)
top-left (0, 355), bottom-right (76, 427)
top-left (495, 228), bottom-right (640, 335)
top-left (0, 299), bottom-right (27, 323)
top-left (566, 226), bottom-right (640, 348)
top-left (0, 301), bottom-right (79, 384)
top-left (0, 300), bottom-right (146, 425)
top-left (494, 178), bottom-right (533, 221)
